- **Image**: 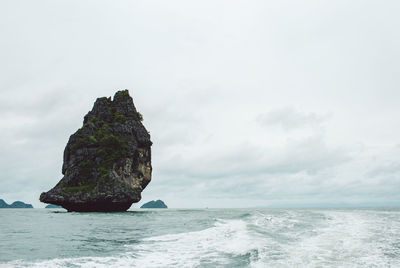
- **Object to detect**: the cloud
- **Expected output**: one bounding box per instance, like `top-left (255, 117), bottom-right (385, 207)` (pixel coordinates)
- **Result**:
top-left (257, 107), bottom-right (330, 131)
top-left (1, 0), bottom-right (400, 208)
top-left (158, 133), bottom-right (348, 179)
top-left (367, 163), bottom-right (400, 178)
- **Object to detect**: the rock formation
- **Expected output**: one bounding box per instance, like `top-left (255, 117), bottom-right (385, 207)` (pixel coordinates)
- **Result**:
top-left (140, 200), bottom-right (167, 208)
top-left (0, 199), bottom-right (33, 208)
top-left (40, 90), bottom-right (152, 212)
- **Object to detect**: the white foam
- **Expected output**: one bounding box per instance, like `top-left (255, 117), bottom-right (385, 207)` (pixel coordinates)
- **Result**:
top-left (127, 219), bottom-right (259, 267)
top-left (5, 209), bottom-right (400, 268)
top-left (6, 219), bottom-right (259, 268)
top-left (253, 210), bottom-right (400, 268)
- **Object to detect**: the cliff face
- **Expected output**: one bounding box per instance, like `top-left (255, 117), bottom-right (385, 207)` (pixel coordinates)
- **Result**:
top-left (40, 90), bottom-right (152, 212)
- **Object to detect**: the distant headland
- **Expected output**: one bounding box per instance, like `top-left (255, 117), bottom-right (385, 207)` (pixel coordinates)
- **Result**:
top-left (0, 199), bottom-right (33, 208)
top-left (40, 90), bottom-right (152, 212)
top-left (140, 200), bottom-right (168, 209)
top-left (45, 204), bottom-right (62, 209)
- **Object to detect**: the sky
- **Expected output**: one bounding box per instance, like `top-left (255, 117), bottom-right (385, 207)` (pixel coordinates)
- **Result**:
top-left (0, 0), bottom-right (399, 208)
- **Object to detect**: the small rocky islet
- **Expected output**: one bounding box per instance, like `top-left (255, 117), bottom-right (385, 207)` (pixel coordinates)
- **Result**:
top-left (140, 200), bottom-right (168, 209)
top-left (40, 90), bottom-right (152, 212)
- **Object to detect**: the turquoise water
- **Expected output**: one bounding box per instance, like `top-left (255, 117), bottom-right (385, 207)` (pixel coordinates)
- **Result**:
top-left (1, 208), bottom-right (400, 267)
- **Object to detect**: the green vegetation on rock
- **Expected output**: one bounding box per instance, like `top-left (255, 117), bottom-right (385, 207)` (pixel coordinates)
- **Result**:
top-left (58, 99), bottom-right (134, 194)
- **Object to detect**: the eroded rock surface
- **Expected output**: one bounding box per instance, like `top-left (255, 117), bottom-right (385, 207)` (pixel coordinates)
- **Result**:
top-left (40, 90), bottom-right (152, 212)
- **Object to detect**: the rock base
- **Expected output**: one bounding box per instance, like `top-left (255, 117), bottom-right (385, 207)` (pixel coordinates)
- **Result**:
top-left (61, 201), bottom-right (133, 212)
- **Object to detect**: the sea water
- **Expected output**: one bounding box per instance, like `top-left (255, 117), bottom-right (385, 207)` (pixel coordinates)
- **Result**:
top-left (0, 208), bottom-right (399, 267)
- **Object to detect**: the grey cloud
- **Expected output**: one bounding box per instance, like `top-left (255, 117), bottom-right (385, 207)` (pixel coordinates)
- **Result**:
top-left (257, 107), bottom-right (330, 131)
top-left (1, 0), bottom-right (400, 208)
top-left (367, 163), bottom-right (400, 178)
top-left (158, 133), bottom-right (349, 180)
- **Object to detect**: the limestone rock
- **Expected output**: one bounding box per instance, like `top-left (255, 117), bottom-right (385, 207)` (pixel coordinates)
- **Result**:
top-left (40, 90), bottom-right (152, 212)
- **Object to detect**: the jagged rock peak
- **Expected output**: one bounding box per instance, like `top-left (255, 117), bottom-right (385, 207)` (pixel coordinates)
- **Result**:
top-left (40, 90), bottom-right (152, 212)
top-left (83, 90), bottom-right (143, 125)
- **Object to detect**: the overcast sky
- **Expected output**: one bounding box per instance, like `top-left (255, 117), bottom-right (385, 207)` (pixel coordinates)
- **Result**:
top-left (1, 0), bottom-right (399, 208)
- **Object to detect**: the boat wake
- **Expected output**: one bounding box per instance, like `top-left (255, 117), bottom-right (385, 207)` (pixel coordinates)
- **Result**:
top-left (4, 209), bottom-right (400, 268)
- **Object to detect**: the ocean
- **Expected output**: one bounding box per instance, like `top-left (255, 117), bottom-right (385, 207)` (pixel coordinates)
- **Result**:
top-left (0, 208), bottom-right (399, 267)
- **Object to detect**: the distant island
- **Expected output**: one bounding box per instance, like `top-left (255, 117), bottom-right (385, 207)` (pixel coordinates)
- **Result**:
top-left (45, 204), bottom-right (62, 209)
top-left (0, 199), bottom-right (33, 208)
top-left (140, 200), bottom-right (167, 208)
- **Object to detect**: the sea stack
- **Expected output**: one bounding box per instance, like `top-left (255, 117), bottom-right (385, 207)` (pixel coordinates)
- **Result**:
top-left (40, 90), bottom-right (152, 212)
